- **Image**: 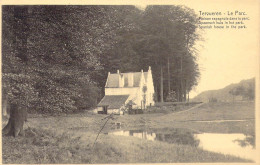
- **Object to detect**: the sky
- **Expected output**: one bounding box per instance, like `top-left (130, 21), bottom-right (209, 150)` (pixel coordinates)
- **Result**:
top-left (183, 0), bottom-right (259, 98)
top-left (137, 0), bottom-right (259, 98)
top-left (189, 1), bottom-right (258, 98)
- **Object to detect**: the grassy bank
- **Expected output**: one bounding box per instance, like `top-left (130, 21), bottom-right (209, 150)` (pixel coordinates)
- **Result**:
top-left (115, 102), bottom-right (255, 134)
top-left (2, 128), bottom-right (252, 164)
top-left (2, 101), bottom-right (255, 163)
top-left (166, 101), bottom-right (255, 121)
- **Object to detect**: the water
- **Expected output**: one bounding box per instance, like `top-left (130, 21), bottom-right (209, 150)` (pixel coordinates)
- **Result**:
top-left (107, 130), bottom-right (256, 161)
top-left (109, 129), bottom-right (199, 146)
top-left (196, 133), bottom-right (256, 161)
top-left (192, 119), bottom-right (246, 123)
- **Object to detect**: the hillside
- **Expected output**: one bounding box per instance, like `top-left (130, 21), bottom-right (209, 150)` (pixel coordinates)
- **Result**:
top-left (192, 78), bottom-right (255, 102)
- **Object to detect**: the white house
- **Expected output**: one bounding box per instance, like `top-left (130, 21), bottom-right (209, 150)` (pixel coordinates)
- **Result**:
top-left (96, 66), bottom-right (155, 115)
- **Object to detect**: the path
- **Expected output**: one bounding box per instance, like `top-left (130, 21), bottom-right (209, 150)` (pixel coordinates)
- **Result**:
top-left (167, 102), bottom-right (206, 116)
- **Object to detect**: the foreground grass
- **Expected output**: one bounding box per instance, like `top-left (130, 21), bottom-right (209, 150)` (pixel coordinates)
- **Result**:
top-left (2, 128), bottom-right (252, 164)
top-left (2, 101), bottom-right (255, 163)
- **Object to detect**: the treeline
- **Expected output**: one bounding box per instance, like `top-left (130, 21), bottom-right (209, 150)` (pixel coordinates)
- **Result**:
top-left (2, 5), bottom-right (201, 114)
top-left (192, 78), bottom-right (255, 103)
top-left (229, 79), bottom-right (255, 101)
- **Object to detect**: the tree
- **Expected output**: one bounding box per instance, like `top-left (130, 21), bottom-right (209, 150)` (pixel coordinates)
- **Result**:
top-left (2, 5), bottom-right (202, 136)
top-left (229, 82), bottom-right (255, 101)
top-left (2, 103), bottom-right (27, 137)
top-left (136, 6), bottom-right (200, 101)
top-left (2, 5), bottom-right (139, 127)
top-left (106, 5), bottom-right (201, 102)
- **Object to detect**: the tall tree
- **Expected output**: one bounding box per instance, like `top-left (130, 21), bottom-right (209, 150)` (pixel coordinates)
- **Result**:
top-left (2, 5), bottom-right (136, 117)
top-left (101, 5), bottom-right (201, 102)
top-left (139, 5), bottom-right (200, 102)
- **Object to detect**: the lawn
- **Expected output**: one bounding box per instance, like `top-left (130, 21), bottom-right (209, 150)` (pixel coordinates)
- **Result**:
top-left (2, 127), bottom-right (252, 164)
top-left (116, 101), bottom-right (255, 134)
top-left (166, 101), bottom-right (255, 121)
top-left (2, 101), bottom-right (255, 163)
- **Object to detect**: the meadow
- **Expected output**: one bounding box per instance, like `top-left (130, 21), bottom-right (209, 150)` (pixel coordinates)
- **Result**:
top-left (2, 101), bottom-right (255, 163)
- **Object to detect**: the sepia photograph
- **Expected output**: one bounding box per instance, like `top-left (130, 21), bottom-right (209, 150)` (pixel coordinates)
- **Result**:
top-left (1, 0), bottom-right (259, 164)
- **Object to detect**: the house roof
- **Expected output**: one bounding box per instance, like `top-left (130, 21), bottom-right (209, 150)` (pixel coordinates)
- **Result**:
top-left (106, 72), bottom-right (147, 88)
top-left (143, 72), bottom-right (148, 82)
top-left (106, 74), bottom-right (120, 88)
top-left (97, 95), bottom-right (130, 109)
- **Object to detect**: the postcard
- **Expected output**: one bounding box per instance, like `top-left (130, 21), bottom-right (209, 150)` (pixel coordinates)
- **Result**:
top-left (1, 0), bottom-right (259, 164)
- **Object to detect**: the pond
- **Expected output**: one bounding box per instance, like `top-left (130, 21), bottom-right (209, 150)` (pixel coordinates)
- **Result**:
top-left (196, 133), bottom-right (256, 161)
top-left (109, 129), bottom-right (199, 146)
top-left (107, 129), bottom-right (256, 161)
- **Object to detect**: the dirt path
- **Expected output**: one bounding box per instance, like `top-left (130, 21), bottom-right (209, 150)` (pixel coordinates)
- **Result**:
top-left (168, 102), bottom-right (206, 115)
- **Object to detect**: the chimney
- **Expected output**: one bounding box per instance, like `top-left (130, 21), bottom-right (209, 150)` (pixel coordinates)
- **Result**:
top-left (141, 69), bottom-right (143, 73)
top-left (148, 66), bottom-right (152, 74)
top-left (128, 73), bottom-right (134, 87)
top-left (117, 70), bottom-right (120, 74)
top-left (108, 72), bottom-right (110, 75)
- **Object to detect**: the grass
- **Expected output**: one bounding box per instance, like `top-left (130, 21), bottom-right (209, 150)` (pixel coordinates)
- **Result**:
top-left (2, 128), bottom-right (93, 164)
top-left (2, 127), bottom-right (252, 164)
top-left (168, 101), bottom-right (255, 121)
top-left (116, 101), bottom-right (255, 134)
top-left (145, 102), bottom-right (203, 114)
top-left (2, 101), bottom-right (255, 163)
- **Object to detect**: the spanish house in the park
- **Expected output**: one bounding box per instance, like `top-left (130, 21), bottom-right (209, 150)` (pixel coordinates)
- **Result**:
top-left (96, 66), bottom-right (155, 115)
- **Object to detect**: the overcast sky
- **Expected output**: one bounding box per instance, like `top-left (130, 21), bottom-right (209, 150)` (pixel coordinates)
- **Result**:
top-left (183, 0), bottom-right (259, 98)
top-left (138, 0), bottom-right (259, 98)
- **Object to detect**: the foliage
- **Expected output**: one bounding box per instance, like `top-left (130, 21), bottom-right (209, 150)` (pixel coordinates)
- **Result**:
top-left (2, 5), bottom-right (201, 114)
top-left (193, 78), bottom-right (255, 102)
top-left (229, 84), bottom-right (255, 100)
top-left (103, 5), bottom-right (201, 102)
top-left (2, 6), bottom-right (132, 113)
top-left (166, 90), bottom-right (178, 102)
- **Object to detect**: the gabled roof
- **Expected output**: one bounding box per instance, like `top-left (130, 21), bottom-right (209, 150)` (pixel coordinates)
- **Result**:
top-left (143, 72), bottom-right (148, 82)
top-left (106, 72), bottom-right (147, 88)
top-left (97, 95), bottom-right (130, 109)
top-left (106, 74), bottom-right (120, 88)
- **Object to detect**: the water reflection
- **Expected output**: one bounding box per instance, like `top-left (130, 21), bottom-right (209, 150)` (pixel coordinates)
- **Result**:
top-left (234, 134), bottom-right (255, 148)
top-left (193, 119), bottom-right (246, 123)
top-left (109, 129), bottom-right (199, 146)
top-left (155, 132), bottom-right (199, 146)
top-left (196, 133), bottom-right (256, 161)
top-left (108, 130), bottom-right (256, 161)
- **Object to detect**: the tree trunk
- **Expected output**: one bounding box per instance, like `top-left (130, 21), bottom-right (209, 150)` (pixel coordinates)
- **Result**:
top-left (160, 64), bottom-right (164, 102)
top-left (183, 79), bottom-right (187, 102)
top-left (2, 97), bottom-right (10, 118)
top-left (155, 83), bottom-right (158, 102)
top-left (14, 6), bottom-right (29, 62)
top-left (167, 57), bottom-right (170, 94)
top-left (180, 55), bottom-right (183, 102)
top-left (177, 88), bottom-right (180, 102)
top-left (2, 103), bottom-right (27, 137)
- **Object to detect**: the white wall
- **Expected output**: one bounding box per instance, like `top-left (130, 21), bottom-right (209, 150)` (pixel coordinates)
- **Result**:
top-left (104, 69), bottom-right (155, 109)
top-left (146, 71), bottom-right (155, 106)
top-left (105, 87), bottom-right (143, 109)
top-left (107, 109), bottom-right (120, 115)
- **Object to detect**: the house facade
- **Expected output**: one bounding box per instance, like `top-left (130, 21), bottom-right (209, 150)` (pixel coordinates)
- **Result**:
top-left (96, 66), bottom-right (155, 115)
